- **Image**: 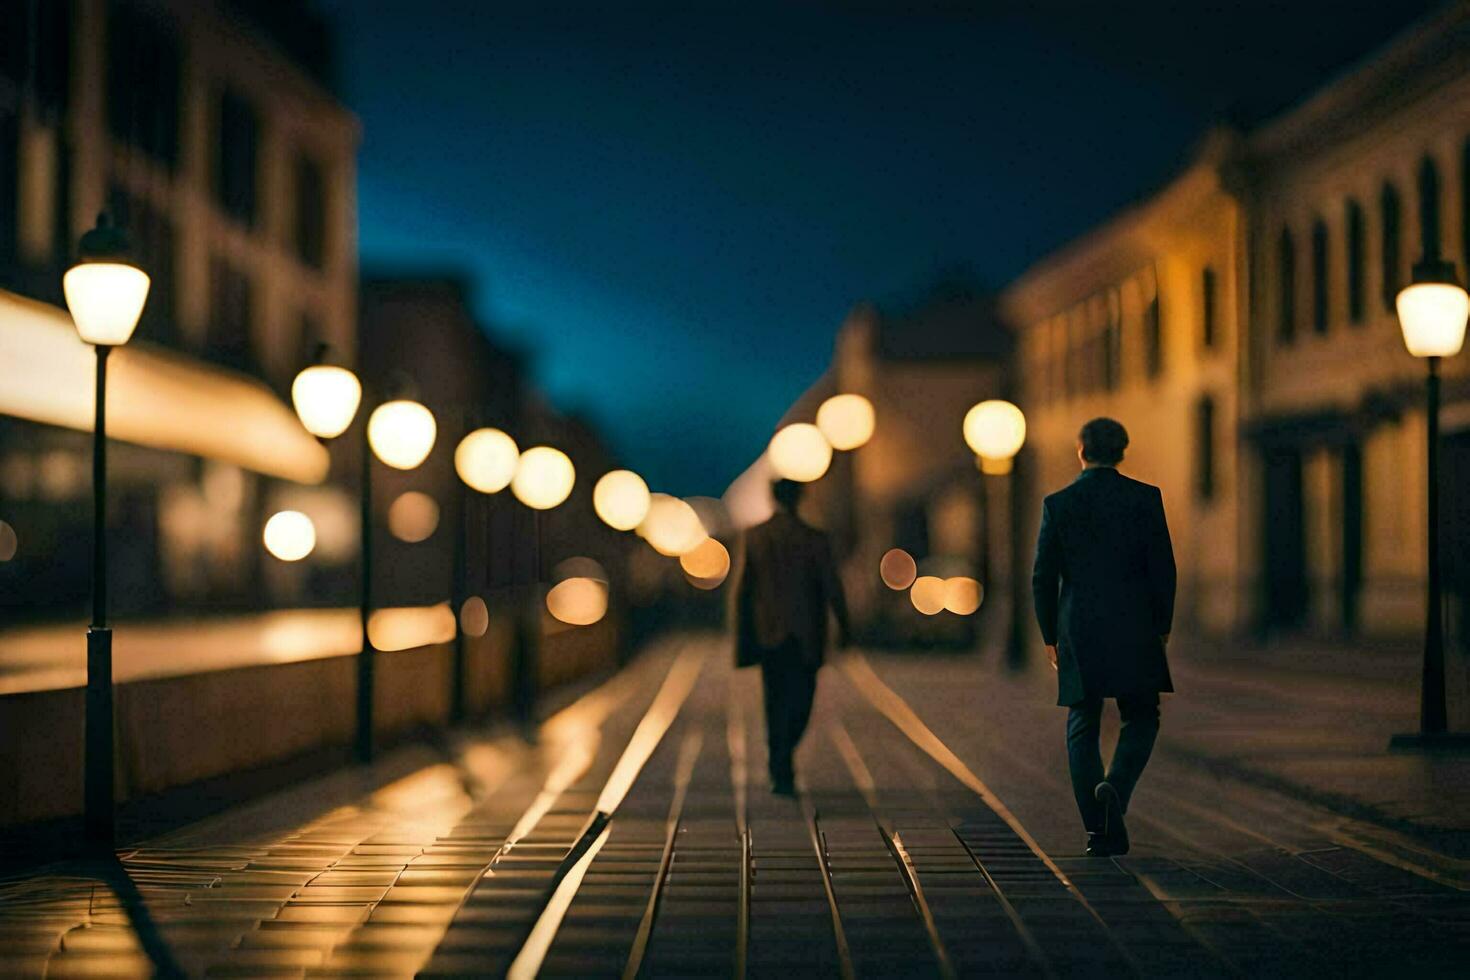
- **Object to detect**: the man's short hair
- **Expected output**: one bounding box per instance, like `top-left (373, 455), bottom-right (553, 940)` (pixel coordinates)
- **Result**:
top-left (771, 478), bottom-right (804, 510)
top-left (1078, 417), bottom-right (1129, 466)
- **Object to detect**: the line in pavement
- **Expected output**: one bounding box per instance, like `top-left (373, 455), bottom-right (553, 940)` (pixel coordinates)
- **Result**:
top-left (798, 787), bottom-right (856, 980)
top-left (726, 683), bottom-right (751, 980)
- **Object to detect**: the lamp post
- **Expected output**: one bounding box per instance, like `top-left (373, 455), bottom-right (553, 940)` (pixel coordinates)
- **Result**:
top-left (1390, 258), bottom-right (1470, 750)
top-left (964, 400), bottom-right (1027, 665)
top-left (508, 446), bottom-right (576, 725)
top-left (64, 213), bottom-right (151, 850)
top-left (292, 356), bottom-right (435, 763)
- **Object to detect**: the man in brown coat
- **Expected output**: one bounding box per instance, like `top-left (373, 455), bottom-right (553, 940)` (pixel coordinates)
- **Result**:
top-left (733, 478), bottom-right (851, 795)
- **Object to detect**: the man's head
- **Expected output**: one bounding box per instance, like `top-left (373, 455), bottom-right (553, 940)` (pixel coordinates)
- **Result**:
top-left (771, 478), bottom-right (804, 512)
top-left (1077, 417), bottom-right (1128, 468)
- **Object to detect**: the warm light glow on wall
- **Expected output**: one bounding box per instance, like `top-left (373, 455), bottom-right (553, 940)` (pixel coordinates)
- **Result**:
top-left (460, 596), bottom-right (490, 637)
top-left (291, 365), bottom-right (362, 439)
top-left (640, 494), bottom-right (708, 556)
top-left (679, 537), bottom-right (730, 581)
top-left (943, 576), bottom-right (983, 615)
top-left (768, 422), bottom-right (833, 482)
top-left (593, 469), bottom-right (651, 530)
top-left (512, 446), bottom-right (576, 510)
top-left (387, 491), bottom-right (439, 542)
top-left (1397, 281), bottom-right (1470, 357)
top-left (963, 400), bottom-right (1026, 472)
top-left (546, 577), bottom-right (609, 626)
top-left (880, 548), bottom-right (917, 590)
top-left (63, 262), bottom-right (150, 346)
top-left (368, 400), bottom-right (437, 470)
top-left (263, 510), bottom-right (316, 562)
top-left (455, 428), bottom-right (520, 493)
top-left (368, 603), bottom-right (457, 651)
top-left (816, 393), bottom-right (876, 450)
top-left (910, 575), bottom-right (946, 615)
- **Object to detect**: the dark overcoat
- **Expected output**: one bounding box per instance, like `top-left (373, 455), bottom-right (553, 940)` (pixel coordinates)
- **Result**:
top-left (1031, 467), bottom-right (1176, 706)
top-left (731, 510), bottom-right (849, 670)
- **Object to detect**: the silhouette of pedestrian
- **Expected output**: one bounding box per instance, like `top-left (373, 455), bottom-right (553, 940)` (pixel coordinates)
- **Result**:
top-left (733, 478), bottom-right (851, 796)
top-left (1032, 418), bottom-right (1176, 856)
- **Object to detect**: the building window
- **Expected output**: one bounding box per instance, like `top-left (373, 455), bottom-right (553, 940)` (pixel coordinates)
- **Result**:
top-left (1195, 395), bottom-right (1216, 503)
top-left (1201, 266), bottom-right (1217, 349)
top-left (215, 89), bottom-right (259, 226)
top-left (294, 153), bottom-right (326, 269)
top-left (1144, 270), bottom-right (1162, 378)
top-left (1380, 181), bottom-right (1401, 312)
top-left (1311, 219), bottom-right (1329, 335)
top-left (1418, 155), bottom-right (1441, 261)
top-left (2, 1), bottom-right (72, 114)
top-left (107, 2), bottom-right (181, 169)
top-left (1278, 227), bottom-right (1296, 343)
top-left (108, 184), bottom-right (177, 346)
top-left (1346, 198), bottom-right (1365, 324)
top-left (207, 256), bottom-right (256, 373)
top-left (1104, 288), bottom-right (1121, 390)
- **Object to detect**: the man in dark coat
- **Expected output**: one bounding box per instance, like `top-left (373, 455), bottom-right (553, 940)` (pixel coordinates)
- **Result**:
top-left (1032, 417), bottom-right (1175, 856)
top-left (733, 478), bottom-right (851, 795)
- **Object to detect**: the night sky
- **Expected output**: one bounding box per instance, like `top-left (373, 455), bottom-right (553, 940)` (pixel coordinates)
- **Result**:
top-left (322, 1), bottom-right (1438, 497)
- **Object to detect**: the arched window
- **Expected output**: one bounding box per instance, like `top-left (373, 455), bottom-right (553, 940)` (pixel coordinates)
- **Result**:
top-left (1418, 155), bottom-right (1441, 261)
top-left (1345, 199), bottom-right (1365, 324)
top-left (1380, 182), bottom-right (1401, 312)
top-left (1311, 219), bottom-right (1329, 334)
top-left (1278, 227), bottom-right (1296, 343)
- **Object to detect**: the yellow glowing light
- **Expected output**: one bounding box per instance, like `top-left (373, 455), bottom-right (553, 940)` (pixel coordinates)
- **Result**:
top-left (1397, 281), bottom-right (1470, 357)
top-left (640, 494), bottom-right (708, 556)
top-left (768, 422), bottom-right (832, 482)
top-left (63, 262), bottom-right (150, 346)
top-left (880, 548), bottom-right (917, 590)
top-left (910, 575), bottom-right (946, 615)
top-left (963, 400), bottom-right (1026, 469)
top-left (455, 428), bottom-right (519, 493)
top-left (816, 393), bottom-right (876, 451)
top-left (943, 576), bottom-right (984, 615)
top-left (512, 446), bottom-right (575, 510)
top-left (546, 577), bottom-right (608, 626)
top-left (0, 520), bottom-right (16, 561)
top-left (263, 510), bottom-right (316, 562)
top-left (593, 469), bottom-right (651, 530)
top-left (387, 490), bottom-right (439, 542)
top-left (291, 365), bottom-right (361, 439)
top-left (367, 603), bottom-right (456, 652)
top-left (368, 399), bottom-right (437, 470)
top-left (460, 596), bottom-right (490, 637)
top-left (679, 537), bottom-right (730, 580)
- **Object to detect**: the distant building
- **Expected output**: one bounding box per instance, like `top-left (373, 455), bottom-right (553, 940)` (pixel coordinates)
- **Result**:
top-left (0, 0), bottom-right (358, 615)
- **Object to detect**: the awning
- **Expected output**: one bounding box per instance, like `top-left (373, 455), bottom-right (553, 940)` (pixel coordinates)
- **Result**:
top-left (0, 287), bottom-right (329, 483)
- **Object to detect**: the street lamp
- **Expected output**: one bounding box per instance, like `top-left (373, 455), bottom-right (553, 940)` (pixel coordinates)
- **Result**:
top-left (1391, 258), bottom-right (1470, 750)
top-left (290, 354), bottom-right (435, 762)
top-left (593, 469), bottom-right (651, 532)
top-left (64, 212), bottom-right (150, 850)
top-left (964, 399), bottom-right (1027, 666)
top-left (768, 422), bottom-right (832, 482)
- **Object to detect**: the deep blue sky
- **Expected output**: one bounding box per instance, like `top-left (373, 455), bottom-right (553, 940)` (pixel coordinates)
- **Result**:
top-left (322, 1), bottom-right (1437, 496)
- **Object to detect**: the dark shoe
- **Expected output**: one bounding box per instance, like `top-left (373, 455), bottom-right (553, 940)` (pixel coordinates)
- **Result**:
top-left (770, 779), bottom-right (796, 797)
top-left (1084, 832), bottom-right (1111, 857)
top-left (1095, 782), bottom-right (1129, 855)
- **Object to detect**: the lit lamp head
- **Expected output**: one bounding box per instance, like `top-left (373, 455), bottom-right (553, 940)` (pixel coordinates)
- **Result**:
top-left (768, 422), bottom-right (833, 482)
top-left (1397, 259), bottom-right (1469, 359)
top-left (511, 446), bottom-right (576, 510)
top-left (593, 469), bottom-right (651, 530)
top-left (368, 399), bottom-right (437, 470)
top-left (291, 345), bottom-right (362, 440)
top-left (455, 428), bottom-right (520, 494)
top-left (63, 212), bottom-right (151, 347)
top-left (964, 399), bottom-right (1026, 475)
top-left (816, 393), bottom-right (875, 451)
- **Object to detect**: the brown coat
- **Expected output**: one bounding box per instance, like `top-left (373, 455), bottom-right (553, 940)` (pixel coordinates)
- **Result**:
top-left (732, 510), bottom-right (850, 669)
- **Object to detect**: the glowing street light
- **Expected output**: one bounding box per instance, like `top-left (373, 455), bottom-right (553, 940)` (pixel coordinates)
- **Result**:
top-left (593, 469), bottom-right (651, 531)
top-left (1391, 257), bottom-right (1470, 748)
top-left (768, 422), bottom-right (832, 482)
top-left (291, 365), bottom-right (362, 439)
top-left (455, 428), bottom-right (519, 494)
top-left (910, 575), bottom-right (946, 615)
top-left (640, 494), bottom-right (707, 557)
top-left (964, 399), bottom-right (1026, 474)
top-left (879, 548), bottom-right (917, 591)
top-left (816, 393), bottom-right (876, 451)
top-left (263, 510), bottom-right (317, 561)
top-left (64, 212), bottom-right (150, 849)
top-left (512, 446), bottom-right (576, 510)
top-left (368, 399), bottom-right (437, 470)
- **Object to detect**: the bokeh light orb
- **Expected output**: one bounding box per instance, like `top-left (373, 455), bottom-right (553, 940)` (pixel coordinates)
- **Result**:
top-left (459, 596), bottom-right (490, 637)
top-left (368, 399), bottom-right (437, 470)
top-left (879, 548), bottom-right (918, 590)
top-left (910, 575), bottom-right (946, 615)
top-left (768, 423), bottom-right (833, 482)
top-left (816, 393), bottom-right (876, 451)
top-left (0, 520), bottom-right (16, 561)
top-left (680, 537), bottom-right (730, 581)
top-left (963, 400), bottom-right (1026, 472)
top-left (291, 365), bottom-right (362, 439)
top-left (263, 510), bottom-right (316, 561)
top-left (387, 491), bottom-right (439, 543)
top-left (593, 470), bottom-right (651, 531)
top-left (455, 428), bottom-right (519, 494)
top-left (547, 577), bottom-right (609, 626)
top-left (943, 576), bottom-right (984, 615)
top-left (641, 494), bottom-right (708, 556)
top-left (512, 446), bottom-right (576, 510)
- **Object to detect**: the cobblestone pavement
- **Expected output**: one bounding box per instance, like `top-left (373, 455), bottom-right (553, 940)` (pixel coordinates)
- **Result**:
top-left (1, 632), bottom-right (1468, 977)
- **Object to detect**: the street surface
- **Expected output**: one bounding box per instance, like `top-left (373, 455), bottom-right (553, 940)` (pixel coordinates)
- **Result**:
top-left (1, 632), bottom-right (1467, 977)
